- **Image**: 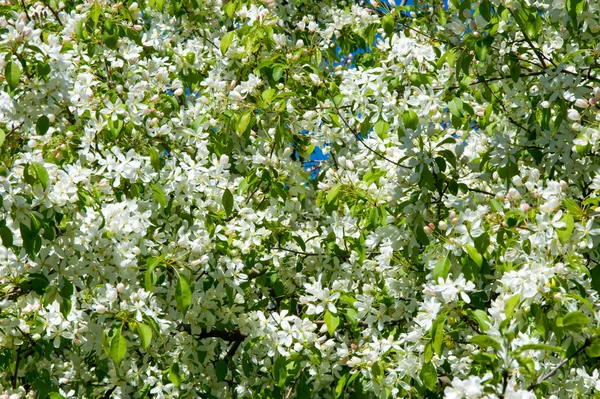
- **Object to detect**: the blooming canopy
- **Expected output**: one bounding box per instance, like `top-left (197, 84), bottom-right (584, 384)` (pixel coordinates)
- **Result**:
top-left (2, 0), bottom-right (600, 398)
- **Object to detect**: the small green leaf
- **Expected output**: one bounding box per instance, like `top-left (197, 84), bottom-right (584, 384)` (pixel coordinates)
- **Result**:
top-left (471, 309), bottom-right (491, 332)
top-left (5, 61), bottom-right (21, 91)
top-left (516, 344), bottom-right (565, 353)
top-left (556, 213), bottom-right (574, 244)
top-left (222, 188), bottom-right (234, 217)
top-left (169, 362), bottom-right (182, 387)
top-left (335, 373), bottom-right (349, 398)
top-left (145, 256), bottom-right (161, 292)
top-left (470, 335), bottom-right (502, 351)
top-left (220, 31), bottom-right (235, 55)
top-left (586, 339), bottom-right (600, 357)
top-left (479, 0), bottom-right (491, 21)
top-left (36, 115), bottom-right (50, 135)
top-left (432, 318), bottom-right (446, 356)
top-left (272, 66), bottom-right (284, 82)
top-left (420, 361), bottom-right (437, 391)
top-left (510, 63), bottom-right (521, 83)
top-left (464, 244), bottom-right (483, 267)
top-left (382, 13), bottom-right (395, 36)
top-left (566, 0), bottom-right (585, 26)
top-left (150, 184), bottom-right (166, 208)
top-left (90, 1), bottom-right (101, 25)
top-left (0, 129), bottom-right (4, 147)
top-left (433, 256), bottom-right (451, 280)
top-left (272, 357), bottom-right (287, 386)
top-left (237, 111), bottom-right (252, 135)
top-left (137, 323), bottom-right (152, 350)
top-left (0, 226), bottom-right (13, 247)
top-left (215, 360), bottom-right (228, 382)
top-left (175, 273), bottom-right (192, 316)
top-left (110, 330), bottom-right (127, 367)
top-left (49, 393), bottom-right (66, 399)
top-left (505, 293), bottom-right (520, 319)
top-left (448, 97), bottom-right (464, 117)
top-left (324, 310), bottom-right (340, 336)
top-left (402, 109), bottom-right (419, 130)
top-left (326, 184), bottom-right (341, 204)
top-left (30, 162), bottom-right (50, 190)
top-left (560, 311), bottom-right (590, 327)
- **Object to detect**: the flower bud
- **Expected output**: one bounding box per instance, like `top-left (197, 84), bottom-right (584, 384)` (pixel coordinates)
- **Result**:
top-left (520, 203), bottom-right (530, 212)
top-left (450, 217), bottom-right (459, 226)
top-left (575, 98), bottom-right (589, 109)
top-left (540, 100), bottom-right (550, 109)
top-left (117, 283), bottom-right (125, 293)
top-left (438, 220), bottom-right (448, 230)
top-left (173, 88), bottom-right (184, 96)
top-left (567, 108), bottom-right (581, 121)
top-left (423, 225), bottom-right (433, 235)
top-left (594, 87), bottom-right (600, 99)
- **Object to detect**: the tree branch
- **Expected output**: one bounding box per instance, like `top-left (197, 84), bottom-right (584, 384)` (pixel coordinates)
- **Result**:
top-left (528, 338), bottom-right (592, 390)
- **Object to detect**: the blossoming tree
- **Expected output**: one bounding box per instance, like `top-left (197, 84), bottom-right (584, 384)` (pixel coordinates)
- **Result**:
top-left (2, 0), bottom-right (600, 397)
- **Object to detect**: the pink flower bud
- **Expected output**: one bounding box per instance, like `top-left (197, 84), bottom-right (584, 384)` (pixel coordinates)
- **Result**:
top-left (423, 226), bottom-right (433, 235)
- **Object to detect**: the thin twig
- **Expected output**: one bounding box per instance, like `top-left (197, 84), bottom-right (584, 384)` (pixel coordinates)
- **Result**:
top-left (528, 338), bottom-right (592, 390)
top-left (323, 84), bottom-right (410, 169)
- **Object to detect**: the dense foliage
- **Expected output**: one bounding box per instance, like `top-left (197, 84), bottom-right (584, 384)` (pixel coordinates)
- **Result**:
top-left (2, 0), bottom-right (600, 397)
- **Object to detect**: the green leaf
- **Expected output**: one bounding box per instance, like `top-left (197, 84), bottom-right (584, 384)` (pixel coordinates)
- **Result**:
top-left (169, 362), bottom-right (182, 387)
top-left (420, 361), bottom-right (437, 391)
top-left (296, 372), bottom-right (311, 399)
top-left (470, 335), bottom-right (502, 351)
top-left (5, 61), bottom-right (21, 91)
top-left (326, 184), bottom-right (341, 204)
top-left (433, 256), bottom-right (451, 280)
top-left (145, 256), bottom-right (162, 292)
top-left (373, 119), bottom-right (389, 138)
top-left (237, 111), bottom-right (252, 135)
top-left (49, 394), bottom-right (66, 399)
top-left (402, 109), bottom-right (419, 130)
top-left (432, 317), bottom-right (446, 356)
top-left (137, 323), bottom-right (152, 350)
top-left (272, 66), bottom-right (284, 82)
top-left (382, 13), bottom-right (395, 36)
top-left (560, 311), bottom-right (590, 328)
top-left (0, 226), bottom-right (13, 247)
top-left (272, 357), bottom-right (287, 386)
top-left (566, 0), bottom-right (585, 26)
top-left (222, 188), bottom-right (234, 217)
top-left (110, 330), bottom-right (127, 367)
top-left (464, 244), bottom-right (483, 267)
top-left (505, 293), bottom-right (520, 319)
top-left (30, 162), bottom-right (50, 190)
top-left (324, 310), bottom-right (340, 336)
top-left (335, 373), bottom-right (349, 398)
top-left (556, 213), bottom-right (574, 244)
top-left (90, 1), bottom-right (101, 25)
top-left (471, 309), bottom-right (491, 332)
top-left (479, 0), bottom-right (492, 21)
top-left (510, 62), bottom-right (521, 83)
top-left (175, 273), bottom-right (192, 316)
top-left (36, 115), bottom-right (50, 135)
top-left (586, 339), bottom-right (600, 357)
top-left (220, 31), bottom-right (235, 55)
top-left (448, 97), bottom-right (464, 117)
top-left (0, 128), bottom-right (4, 147)
top-left (515, 344), bottom-right (565, 353)
top-left (215, 360), bottom-right (228, 382)
top-left (150, 184), bottom-right (167, 208)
